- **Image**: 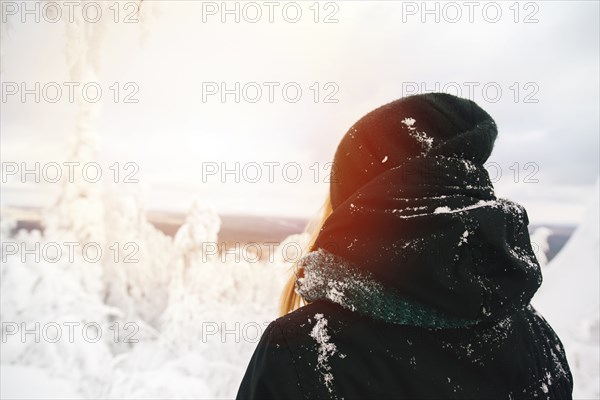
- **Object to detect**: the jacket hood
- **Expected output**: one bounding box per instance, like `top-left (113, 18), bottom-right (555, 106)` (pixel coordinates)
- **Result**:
top-left (295, 94), bottom-right (542, 328)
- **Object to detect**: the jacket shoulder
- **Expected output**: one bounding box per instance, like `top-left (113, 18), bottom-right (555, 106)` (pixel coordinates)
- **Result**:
top-left (276, 299), bottom-right (350, 327)
top-left (236, 319), bottom-right (305, 400)
top-left (237, 300), bottom-right (349, 399)
top-left (273, 300), bottom-right (355, 399)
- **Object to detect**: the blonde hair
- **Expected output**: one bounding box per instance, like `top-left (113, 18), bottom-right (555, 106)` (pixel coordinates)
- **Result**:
top-left (278, 193), bottom-right (333, 316)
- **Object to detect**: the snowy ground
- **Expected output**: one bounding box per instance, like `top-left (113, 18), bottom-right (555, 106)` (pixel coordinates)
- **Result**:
top-left (1, 181), bottom-right (598, 399)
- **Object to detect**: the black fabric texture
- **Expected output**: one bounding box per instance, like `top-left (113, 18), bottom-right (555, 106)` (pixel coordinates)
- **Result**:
top-left (237, 93), bottom-right (573, 399)
top-left (297, 93), bottom-right (542, 327)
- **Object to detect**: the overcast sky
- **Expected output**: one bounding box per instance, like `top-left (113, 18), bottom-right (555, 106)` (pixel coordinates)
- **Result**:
top-left (1, 0), bottom-right (598, 224)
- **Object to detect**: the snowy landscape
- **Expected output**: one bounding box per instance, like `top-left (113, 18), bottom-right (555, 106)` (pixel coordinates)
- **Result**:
top-left (1, 177), bottom-right (598, 399)
top-left (0, 188), bottom-right (307, 399)
top-left (1, 1), bottom-right (599, 399)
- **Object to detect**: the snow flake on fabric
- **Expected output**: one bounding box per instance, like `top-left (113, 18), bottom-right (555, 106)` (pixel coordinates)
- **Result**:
top-left (458, 230), bottom-right (469, 247)
top-left (401, 117), bottom-right (434, 155)
top-left (296, 249), bottom-right (481, 329)
top-left (439, 313), bottom-right (514, 367)
top-left (309, 313), bottom-right (346, 398)
top-left (401, 117), bottom-right (416, 127)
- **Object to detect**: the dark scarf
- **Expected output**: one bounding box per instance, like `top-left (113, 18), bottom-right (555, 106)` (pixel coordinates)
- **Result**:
top-left (295, 93), bottom-right (542, 329)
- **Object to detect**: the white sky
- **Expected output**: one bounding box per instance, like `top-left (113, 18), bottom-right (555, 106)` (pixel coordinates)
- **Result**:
top-left (1, 0), bottom-right (599, 224)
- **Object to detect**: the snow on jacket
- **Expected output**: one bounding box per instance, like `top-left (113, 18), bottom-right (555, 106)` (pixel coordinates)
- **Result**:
top-left (236, 299), bottom-right (572, 399)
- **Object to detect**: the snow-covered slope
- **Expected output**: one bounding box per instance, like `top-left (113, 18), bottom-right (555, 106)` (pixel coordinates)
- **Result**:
top-left (532, 178), bottom-right (600, 399)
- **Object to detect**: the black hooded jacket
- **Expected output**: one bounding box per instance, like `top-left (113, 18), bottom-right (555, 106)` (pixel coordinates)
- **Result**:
top-left (236, 94), bottom-right (573, 399)
top-left (236, 299), bottom-right (572, 399)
